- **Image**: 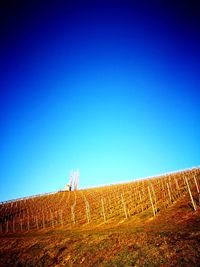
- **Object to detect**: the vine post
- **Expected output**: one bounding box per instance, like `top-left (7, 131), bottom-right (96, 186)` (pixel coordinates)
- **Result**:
top-left (148, 186), bottom-right (156, 216)
top-left (193, 175), bottom-right (200, 204)
top-left (166, 183), bottom-right (172, 205)
top-left (121, 193), bottom-right (128, 219)
top-left (185, 176), bottom-right (197, 211)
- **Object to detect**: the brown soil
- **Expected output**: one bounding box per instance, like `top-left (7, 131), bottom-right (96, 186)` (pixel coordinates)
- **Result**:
top-left (1, 195), bottom-right (200, 267)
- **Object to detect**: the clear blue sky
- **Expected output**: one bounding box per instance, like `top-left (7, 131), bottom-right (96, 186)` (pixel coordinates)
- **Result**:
top-left (0, 0), bottom-right (199, 201)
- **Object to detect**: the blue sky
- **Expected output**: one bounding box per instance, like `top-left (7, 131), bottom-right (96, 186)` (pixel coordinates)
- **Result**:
top-left (0, 0), bottom-right (200, 201)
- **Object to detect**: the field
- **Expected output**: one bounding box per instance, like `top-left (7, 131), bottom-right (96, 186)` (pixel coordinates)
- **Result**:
top-left (0, 168), bottom-right (200, 266)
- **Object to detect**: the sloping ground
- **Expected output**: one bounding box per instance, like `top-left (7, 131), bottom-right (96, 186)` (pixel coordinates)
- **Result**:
top-left (1, 168), bottom-right (199, 235)
top-left (0, 192), bottom-right (200, 267)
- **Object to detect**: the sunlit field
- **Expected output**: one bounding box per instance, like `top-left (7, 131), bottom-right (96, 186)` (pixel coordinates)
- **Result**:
top-left (1, 167), bottom-right (200, 266)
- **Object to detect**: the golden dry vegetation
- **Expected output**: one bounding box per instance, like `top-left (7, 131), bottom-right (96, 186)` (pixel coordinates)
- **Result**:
top-left (0, 168), bottom-right (200, 266)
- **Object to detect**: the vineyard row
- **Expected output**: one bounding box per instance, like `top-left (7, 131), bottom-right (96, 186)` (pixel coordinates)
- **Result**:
top-left (0, 168), bottom-right (199, 234)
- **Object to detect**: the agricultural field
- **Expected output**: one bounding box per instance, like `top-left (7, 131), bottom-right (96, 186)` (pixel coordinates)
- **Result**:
top-left (0, 167), bottom-right (200, 266)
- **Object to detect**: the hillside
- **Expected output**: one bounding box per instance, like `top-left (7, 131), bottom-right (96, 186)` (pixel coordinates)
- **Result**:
top-left (0, 168), bottom-right (200, 266)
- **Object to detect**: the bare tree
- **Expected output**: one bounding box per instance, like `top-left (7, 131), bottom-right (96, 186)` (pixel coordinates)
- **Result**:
top-left (67, 169), bottom-right (80, 191)
top-left (69, 170), bottom-right (73, 191)
top-left (74, 169), bottom-right (80, 191)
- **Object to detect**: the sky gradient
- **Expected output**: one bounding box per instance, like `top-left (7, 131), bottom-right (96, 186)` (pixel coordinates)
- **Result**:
top-left (1, 0), bottom-right (200, 201)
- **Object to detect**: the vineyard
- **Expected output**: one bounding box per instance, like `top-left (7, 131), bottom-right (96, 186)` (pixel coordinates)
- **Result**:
top-left (1, 167), bottom-right (200, 235)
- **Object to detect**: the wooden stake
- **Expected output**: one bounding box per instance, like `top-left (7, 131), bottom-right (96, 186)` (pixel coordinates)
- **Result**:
top-left (83, 195), bottom-right (90, 223)
top-left (194, 175), bottom-right (200, 204)
top-left (54, 211), bottom-right (57, 225)
top-left (185, 177), bottom-right (197, 211)
top-left (121, 193), bottom-right (128, 219)
top-left (27, 215), bottom-right (30, 231)
top-left (161, 180), bottom-right (165, 191)
top-left (50, 211), bottom-right (54, 228)
top-left (42, 212), bottom-right (45, 228)
top-left (148, 186), bottom-right (155, 216)
top-left (175, 178), bottom-right (180, 191)
top-left (194, 175), bottom-right (200, 193)
top-left (167, 183), bottom-right (172, 204)
top-left (151, 184), bottom-right (157, 213)
top-left (169, 180), bottom-right (173, 197)
top-left (101, 198), bottom-right (106, 222)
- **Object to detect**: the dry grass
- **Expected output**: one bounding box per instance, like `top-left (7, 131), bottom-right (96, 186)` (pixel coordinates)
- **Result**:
top-left (0, 194), bottom-right (200, 266)
top-left (0, 168), bottom-right (200, 266)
